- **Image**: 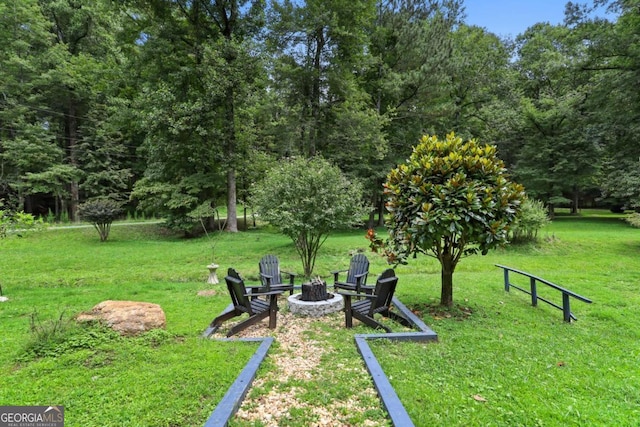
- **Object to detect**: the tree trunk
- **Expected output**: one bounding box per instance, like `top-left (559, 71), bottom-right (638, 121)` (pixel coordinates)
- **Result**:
top-left (67, 102), bottom-right (80, 222)
top-left (223, 76), bottom-right (237, 232)
top-left (243, 205), bottom-right (247, 231)
top-left (571, 186), bottom-right (579, 215)
top-left (377, 195), bottom-right (386, 226)
top-left (226, 168), bottom-right (238, 232)
top-left (309, 27), bottom-right (325, 158)
top-left (440, 254), bottom-right (455, 307)
top-left (367, 192), bottom-right (376, 228)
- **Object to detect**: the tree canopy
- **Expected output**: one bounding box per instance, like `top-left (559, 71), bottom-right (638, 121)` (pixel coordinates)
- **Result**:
top-left (371, 132), bottom-right (525, 307)
top-left (0, 0), bottom-right (636, 227)
top-left (251, 156), bottom-right (368, 277)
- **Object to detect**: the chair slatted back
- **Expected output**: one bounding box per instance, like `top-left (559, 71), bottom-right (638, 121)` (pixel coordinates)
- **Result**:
top-left (225, 268), bottom-right (253, 315)
top-left (259, 254), bottom-right (282, 288)
top-left (346, 253), bottom-right (369, 285)
top-left (369, 269), bottom-right (398, 316)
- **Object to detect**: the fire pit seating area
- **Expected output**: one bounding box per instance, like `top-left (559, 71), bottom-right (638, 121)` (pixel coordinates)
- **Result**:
top-left (203, 260), bottom-right (412, 337)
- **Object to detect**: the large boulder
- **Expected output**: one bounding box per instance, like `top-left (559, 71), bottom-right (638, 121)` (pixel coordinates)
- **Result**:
top-left (77, 300), bottom-right (166, 336)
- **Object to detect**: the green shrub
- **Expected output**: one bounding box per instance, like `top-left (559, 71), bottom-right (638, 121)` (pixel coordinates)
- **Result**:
top-left (0, 200), bottom-right (44, 238)
top-left (251, 156), bottom-right (368, 277)
top-left (78, 199), bottom-right (124, 241)
top-left (625, 212), bottom-right (640, 228)
top-left (509, 198), bottom-right (549, 242)
top-left (20, 311), bottom-right (121, 362)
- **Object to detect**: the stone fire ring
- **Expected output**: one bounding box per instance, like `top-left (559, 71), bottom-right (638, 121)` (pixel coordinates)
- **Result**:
top-left (287, 293), bottom-right (344, 317)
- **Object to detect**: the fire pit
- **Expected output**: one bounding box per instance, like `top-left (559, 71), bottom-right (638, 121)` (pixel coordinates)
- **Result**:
top-left (287, 278), bottom-right (343, 317)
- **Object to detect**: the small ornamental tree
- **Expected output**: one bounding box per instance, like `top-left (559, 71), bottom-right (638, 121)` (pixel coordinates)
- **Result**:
top-left (370, 132), bottom-right (525, 307)
top-left (78, 199), bottom-right (123, 242)
top-left (251, 156), bottom-right (368, 277)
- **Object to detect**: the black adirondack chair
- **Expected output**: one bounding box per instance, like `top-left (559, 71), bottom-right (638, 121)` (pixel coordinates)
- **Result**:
top-left (339, 269), bottom-right (411, 333)
top-left (258, 254), bottom-right (296, 295)
top-left (333, 253), bottom-right (369, 293)
top-left (203, 268), bottom-right (283, 338)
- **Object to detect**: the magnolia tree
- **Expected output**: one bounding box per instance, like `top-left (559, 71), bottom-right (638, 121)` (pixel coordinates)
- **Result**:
top-left (252, 156), bottom-right (368, 277)
top-left (369, 133), bottom-right (525, 307)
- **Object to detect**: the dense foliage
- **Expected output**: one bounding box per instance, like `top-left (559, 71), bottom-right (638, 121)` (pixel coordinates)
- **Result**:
top-left (625, 212), bottom-right (640, 228)
top-left (77, 199), bottom-right (123, 241)
top-left (509, 198), bottom-right (550, 242)
top-left (0, 0), bottom-right (637, 227)
top-left (372, 133), bottom-right (525, 306)
top-left (251, 156), bottom-right (368, 276)
top-left (0, 200), bottom-right (43, 238)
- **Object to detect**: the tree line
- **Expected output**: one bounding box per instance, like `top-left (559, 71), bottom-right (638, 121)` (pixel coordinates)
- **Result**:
top-left (0, 0), bottom-right (637, 232)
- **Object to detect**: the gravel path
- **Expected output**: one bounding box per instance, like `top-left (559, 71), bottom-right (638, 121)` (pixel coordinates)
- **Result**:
top-left (211, 308), bottom-right (390, 427)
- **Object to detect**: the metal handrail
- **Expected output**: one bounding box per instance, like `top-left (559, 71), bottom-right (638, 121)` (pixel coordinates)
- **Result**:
top-left (495, 264), bottom-right (592, 322)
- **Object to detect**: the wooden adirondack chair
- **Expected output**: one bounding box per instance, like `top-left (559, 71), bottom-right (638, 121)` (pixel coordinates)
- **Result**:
top-left (258, 254), bottom-right (296, 295)
top-left (339, 269), bottom-right (411, 333)
top-left (333, 253), bottom-right (369, 293)
top-left (203, 268), bottom-right (283, 338)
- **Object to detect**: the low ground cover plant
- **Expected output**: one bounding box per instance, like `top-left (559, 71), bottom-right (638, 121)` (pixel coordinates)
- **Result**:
top-left (0, 210), bottom-right (638, 426)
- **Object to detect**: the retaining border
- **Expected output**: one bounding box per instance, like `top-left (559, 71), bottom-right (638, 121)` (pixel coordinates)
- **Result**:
top-left (203, 296), bottom-right (438, 427)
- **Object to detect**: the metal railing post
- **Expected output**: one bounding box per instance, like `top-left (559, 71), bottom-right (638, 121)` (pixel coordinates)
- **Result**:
top-left (562, 293), bottom-right (572, 322)
top-left (504, 269), bottom-right (510, 291)
top-left (530, 277), bottom-right (537, 307)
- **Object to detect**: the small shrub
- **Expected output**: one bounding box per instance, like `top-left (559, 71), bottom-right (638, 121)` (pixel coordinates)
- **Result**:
top-left (625, 212), bottom-right (640, 228)
top-left (510, 198), bottom-right (550, 243)
top-left (0, 200), bottom-right (45, 238)
top-left (78, 199), bottom-right (123, 241)
top-left (20, 311), bottom-right (121, 361)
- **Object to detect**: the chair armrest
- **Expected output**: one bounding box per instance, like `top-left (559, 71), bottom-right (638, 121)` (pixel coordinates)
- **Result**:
top-left (244, 290), bottom-right (283, 297)
top-left (259, 273), bottom-right (274, 282)
top-left (332, 269), bottom-right (348, 282)
top-left (337, 291), bottom-right (360, 297)
top-left (360, 284), bottom-right (375, 295)
top-left (283, 271), bottom-right (297, 285)
top-left (337, 291), bottom-right (376, 299)
top-left (354, 272), bottom-right (367, 278)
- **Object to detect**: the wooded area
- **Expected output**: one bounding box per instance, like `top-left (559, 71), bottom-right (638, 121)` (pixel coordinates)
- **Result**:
top-left (1, 0), bottom-right (637, 231)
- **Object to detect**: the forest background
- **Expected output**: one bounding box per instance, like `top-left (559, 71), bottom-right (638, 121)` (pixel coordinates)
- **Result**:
top-left (1, 0), bottom-right (638, 233)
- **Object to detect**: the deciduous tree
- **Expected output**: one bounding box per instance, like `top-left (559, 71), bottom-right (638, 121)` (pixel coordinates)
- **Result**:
top-left (251, 156), bottom-right (368, 277)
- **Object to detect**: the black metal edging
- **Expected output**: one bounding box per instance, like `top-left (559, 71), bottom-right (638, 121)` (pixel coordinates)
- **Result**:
top-left (203, 337), bottom-right (274, 427)
top-left (355, 336), bottom-right (415, 427)
top-left (352, 296), bottom-right (438, 427)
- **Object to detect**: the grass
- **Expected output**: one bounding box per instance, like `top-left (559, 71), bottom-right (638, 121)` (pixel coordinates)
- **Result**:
top-left (371, 210), bottom-right (640, 426)
top-left (0, 210), bottom-right (639, 426)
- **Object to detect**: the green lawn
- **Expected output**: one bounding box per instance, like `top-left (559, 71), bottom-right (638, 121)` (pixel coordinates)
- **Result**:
top-left (372, 210), bottom-right (640, 426)
top-left (0, 210), bottom-right (638, 426)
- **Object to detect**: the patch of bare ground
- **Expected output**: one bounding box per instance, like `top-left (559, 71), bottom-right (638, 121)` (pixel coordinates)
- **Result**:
top-left (211, 307), bottom-right (390, 427)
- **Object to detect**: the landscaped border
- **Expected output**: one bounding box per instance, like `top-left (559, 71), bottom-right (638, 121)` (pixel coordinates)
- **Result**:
top-left (202, 297), bottom-right (438, 427)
